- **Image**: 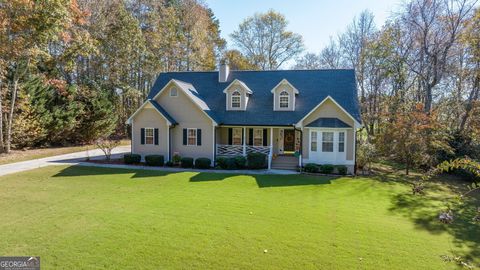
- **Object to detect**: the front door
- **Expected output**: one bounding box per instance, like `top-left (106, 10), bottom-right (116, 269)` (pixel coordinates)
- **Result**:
top-left (283, 130), bottom-right (295, 152)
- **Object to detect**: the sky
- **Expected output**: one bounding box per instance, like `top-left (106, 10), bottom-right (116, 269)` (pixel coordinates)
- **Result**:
top-left (205, 0), bottom-right (404, 53)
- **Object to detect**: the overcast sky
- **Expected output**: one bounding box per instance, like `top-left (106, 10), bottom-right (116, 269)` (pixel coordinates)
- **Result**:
top-left (205, 0), bottom-right (404, 53)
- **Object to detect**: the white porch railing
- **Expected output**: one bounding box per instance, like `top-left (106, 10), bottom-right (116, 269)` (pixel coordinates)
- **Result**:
top-left (216, 144), bottom-right (272, 157)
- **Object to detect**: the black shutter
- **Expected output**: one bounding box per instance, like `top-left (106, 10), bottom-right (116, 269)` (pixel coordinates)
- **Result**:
top-left (140, 128), bottom-right (145, 145)
top-left (154, 128), bottom-right (159, 145)
top-left (228, 128), bottom-right (232, 145)
top-left (248, 128), bottom-right (253, 145)
top-left (197, 129), bottom-right (202, 146)
top-left (263, 129), bottom-right (267, 146)
top-left (183, 129), bottom-right (187, 145)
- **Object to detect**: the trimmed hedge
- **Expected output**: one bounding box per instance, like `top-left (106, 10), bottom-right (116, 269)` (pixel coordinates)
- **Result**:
top-left (165, 161), bottom-right (174, 167)
top-left (320, 164), bottom-right (335, 174)
top-left (124, 154), bottom-right (141, 164)
top-left (180, 157), bottom-right (194, 168)
top-left (247, 152), bottom-right (267, 169)
top-left (336, 165), bottom-right (348, 175)
top-left (234, 156), bottom-right (247, 169)
top-left (195, 158), bottom-right (211, 169)
top-left (216, 157), bottom-right (228, 169)
top-left (145, 155), bottom-right (164, 166)
top-left (304, 163), bottom-right (319, 173)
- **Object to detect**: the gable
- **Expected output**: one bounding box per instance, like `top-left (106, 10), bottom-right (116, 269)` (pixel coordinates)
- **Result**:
top-left (147, 70), bottom-right (361, 126)
top-left (300, 98), bottom-right (355, 128)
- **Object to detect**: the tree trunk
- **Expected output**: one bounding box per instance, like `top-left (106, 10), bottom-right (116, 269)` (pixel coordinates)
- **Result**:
top-left (5, 80), bottom-right (19, 153)
top-left (459, 71), bottom-right (480, 132)
top-left (405, 161), bottom-right (410, 175)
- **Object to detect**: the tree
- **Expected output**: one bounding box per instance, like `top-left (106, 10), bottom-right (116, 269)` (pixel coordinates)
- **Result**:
top-left (222, 50), bottom-right (259, 70)
top-left (231, 10), bottom-right (304, 70)
top-left (376, 103), bottom-right (452, 175)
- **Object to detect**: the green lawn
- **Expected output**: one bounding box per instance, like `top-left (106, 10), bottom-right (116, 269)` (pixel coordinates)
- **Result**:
top-left (0, 166), bottom-right (478, 269)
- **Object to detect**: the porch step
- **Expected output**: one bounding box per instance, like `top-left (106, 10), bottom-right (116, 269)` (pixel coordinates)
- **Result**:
top-left (271, 155), bottom-right (299, 171)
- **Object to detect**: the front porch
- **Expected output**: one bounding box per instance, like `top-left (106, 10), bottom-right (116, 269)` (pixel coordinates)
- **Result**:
top-left (215, 126), bottom-right (302, 169)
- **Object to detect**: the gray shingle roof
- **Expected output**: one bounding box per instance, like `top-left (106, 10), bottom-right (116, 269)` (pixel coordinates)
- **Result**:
top-left (148, 69), bottom-right (361, 126)
top-left (306, 117), bottom-right (352, 128)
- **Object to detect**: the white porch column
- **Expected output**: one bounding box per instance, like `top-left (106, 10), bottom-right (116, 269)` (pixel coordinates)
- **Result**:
top-left (268, 127), bottom-right (273, 169)
top-left (242, 127), bottom-right (247, 156)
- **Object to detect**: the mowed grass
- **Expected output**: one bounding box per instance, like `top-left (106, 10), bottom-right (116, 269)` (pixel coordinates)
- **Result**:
top-left (0, 166), bottom-right (478, 269)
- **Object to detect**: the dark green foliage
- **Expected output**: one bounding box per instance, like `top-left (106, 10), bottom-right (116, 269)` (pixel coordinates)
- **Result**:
top-left (336, 165), bottom-right (348, 175)
top-left (247, 152), bottom-right (267, 169)
top-left (320, 164), bottom-right (335, 174)
top-left (195, 158), bottom-right (212, 169)
top-left (124, 154), bottom-right (141, 164)
top-left (145, 155), bottom-right (164, 166)
top-left (181, 157), bottom-right (194, 168)
top-left (173, 154), bottom-right (182, 165)
top-left (234, 156), bottom-right (247, 169)
top-left (304, 163), bottom-right (319, 173)
top-left (225, 157), bottom-right (238, 170)
top-left (216, 157), bottom-right (228, 169)
top-left (165, 161), bottom-right (174, 167)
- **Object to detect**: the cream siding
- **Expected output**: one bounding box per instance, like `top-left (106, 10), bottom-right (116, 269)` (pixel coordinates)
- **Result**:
top-left (132, 105), bottom-right (169, 159)
top-left (225, 83), bottom-right (249, 110)
top-left (272, 83), bottom-right (296, 111)
top-left (155, 85), bottom-right (215, 161)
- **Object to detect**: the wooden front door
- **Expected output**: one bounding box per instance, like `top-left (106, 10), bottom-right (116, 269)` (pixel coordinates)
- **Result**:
top-left (283, 130), bottom-right (295, 152)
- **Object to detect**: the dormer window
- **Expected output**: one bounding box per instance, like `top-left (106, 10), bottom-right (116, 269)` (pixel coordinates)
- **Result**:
top-left (279, 91), bottom-right (289, 108)
top-left (231, 91), bottom-right (241, 108)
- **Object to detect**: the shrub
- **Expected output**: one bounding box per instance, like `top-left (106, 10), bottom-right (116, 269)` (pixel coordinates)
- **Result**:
top-left (145, 155), bottom-right (164, 166)
top-left (225, 157), bottom-right (238, 170)
top-left (247, 152), bottom-right (267, 169)
top-left (320, 164), bottom-right (335, 174)
top-left (180, 157), bottom-right (194, 168)
top-left (165, 161), bottom-right (174, 167)
top-left (124, 154), bottom-right (141, 164)
top-left (173, 154), bottom-right (181, 165)
top-left (216, 157), bottom-right (228, 169)
top-left (304, 163), bottom-right (319, 173)
top-left (234, 156), bottom-right (247, 169)
top-left (336, 165), bottom-right (348, 175)
top-left (195, 158), bottom-right (211, 169)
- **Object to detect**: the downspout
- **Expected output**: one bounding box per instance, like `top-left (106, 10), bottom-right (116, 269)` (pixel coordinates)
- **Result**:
top-left (354, 127), bottom-right (364, 176)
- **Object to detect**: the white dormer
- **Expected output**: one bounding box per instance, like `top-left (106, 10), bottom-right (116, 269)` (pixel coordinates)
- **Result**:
top-left (223, 79), bottom-right (252, 111)
top-left (271, 79), bottom-right (299, 111)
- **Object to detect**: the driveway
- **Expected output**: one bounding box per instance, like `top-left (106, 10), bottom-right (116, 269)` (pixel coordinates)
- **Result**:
top-left (0, 146), bottom-right (131, 177)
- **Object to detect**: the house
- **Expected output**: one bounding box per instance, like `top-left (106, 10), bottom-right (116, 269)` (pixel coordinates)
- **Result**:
top-left (126, 65), bottom-right (362, 173)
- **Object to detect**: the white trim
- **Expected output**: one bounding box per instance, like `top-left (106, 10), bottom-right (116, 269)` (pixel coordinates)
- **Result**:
top-left (151, 79), bottom-right (218, 126)
top-left (144, 127), bottom-right (155, 145)
top-left (169, 87), bottom-right (178, 97)
top-left (212, 124), bottom-right (215, 166)
top-left (270, 79), bottom-right (299, 94)
top-left (295, 96), bottom-right (361, 128)
top-left (222, 79), bottom-right (253, 94)
top-left (167, 127), bottom-right (170, 161)
top-left (126, 100), bottom-right (172, 126)
top-left (231, 90), bottom-right (241, 109)
top-left (308, 128), bottom-right (349, 165)
top-left (279, 90), bottom-right (290, 109)
top-left (131, 121), bottom-right (134, 153)
top-left (186, 128), bottom-right (198, 146)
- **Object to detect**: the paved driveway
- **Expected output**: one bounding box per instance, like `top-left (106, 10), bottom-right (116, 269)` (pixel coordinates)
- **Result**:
top-left (0, 146), bottom-right (131, 177)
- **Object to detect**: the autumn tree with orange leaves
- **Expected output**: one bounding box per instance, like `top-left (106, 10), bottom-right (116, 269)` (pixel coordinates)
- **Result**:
top-left (376, 103), bottom-right (452, 175)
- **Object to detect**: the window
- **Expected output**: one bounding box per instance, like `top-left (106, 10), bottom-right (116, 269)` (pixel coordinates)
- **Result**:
top-left (232, 128), bottom-right (242, 145)
top-left (170, 87), bottom-right (178, 97)
top-left (231, 91), bottom-right (241, 108)
top-left (338, 132), bottom-right (345, 152)
top-left (322, 132), bottom-right (334, 152)
top-left (311, 131), bottom-right (317, 152)
top-left (145, 128), bottom-right (154, 145)
top-left (253, 129), bottom-right (263, 146)
top-left (279, 90), bottom-right (289, 108)
top-left (187, 128), bottom-right (197, 146)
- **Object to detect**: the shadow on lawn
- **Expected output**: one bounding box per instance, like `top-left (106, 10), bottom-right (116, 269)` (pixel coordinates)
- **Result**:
top-left (388, 177), bottom-right (480, 263)
top-left (190, 173), bottom-right (336, 188)
top-left (54, 165), bottom-right (339, 188)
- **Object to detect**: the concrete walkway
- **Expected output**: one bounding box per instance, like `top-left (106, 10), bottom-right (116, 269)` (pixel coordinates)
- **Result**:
top-left (0, 146), bottom-right (131, 177)
top-left (0, 146), bottom-right (298, 177)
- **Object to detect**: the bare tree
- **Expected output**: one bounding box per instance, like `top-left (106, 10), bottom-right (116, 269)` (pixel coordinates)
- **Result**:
top-left (400, 0), bottom-right (476, 112)
top-left (231, 10), bottom-right (304, 70)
